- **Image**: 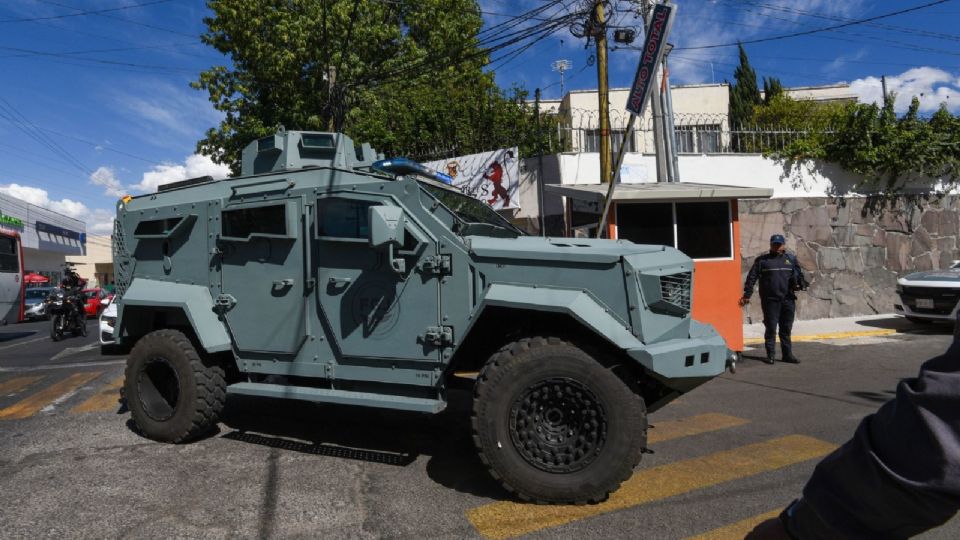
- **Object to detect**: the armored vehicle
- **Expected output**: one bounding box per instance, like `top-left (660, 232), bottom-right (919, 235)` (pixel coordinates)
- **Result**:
top-left (112, 129), bottom-right (731, 504)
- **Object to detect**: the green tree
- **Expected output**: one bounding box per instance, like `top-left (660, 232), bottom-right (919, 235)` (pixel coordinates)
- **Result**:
top-left (728, 43), bottom-right (761, 130)
top-left (769, 96), bottom-right (960, 191)
top-left (762, 77), bottom-right (783, 105)
top-left (193, 0), bottom-right (556, 174)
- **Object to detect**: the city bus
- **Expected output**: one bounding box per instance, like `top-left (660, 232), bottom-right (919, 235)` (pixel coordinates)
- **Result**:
top-left (0, 231), bottom-right (24, 324)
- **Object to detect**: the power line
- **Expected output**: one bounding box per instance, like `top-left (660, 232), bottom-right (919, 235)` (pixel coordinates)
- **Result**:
top-left (0, 0), bottom-right (171, 23)
top-left (34, 0), bottom-right (199, 39)
top-left (0, 98), bottom-right (91, 176)
top-left (676, 0), bottom-right (953, 50)
top-left (0, 45), bottom-right (199, 73)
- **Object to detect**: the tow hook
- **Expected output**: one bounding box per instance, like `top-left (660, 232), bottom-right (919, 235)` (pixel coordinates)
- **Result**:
top-left (726, 352), bottom-right (738, 374)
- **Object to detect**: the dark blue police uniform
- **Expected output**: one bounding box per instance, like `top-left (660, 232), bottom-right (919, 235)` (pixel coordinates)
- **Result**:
top-left (743, 250), bottom-right (805, 361)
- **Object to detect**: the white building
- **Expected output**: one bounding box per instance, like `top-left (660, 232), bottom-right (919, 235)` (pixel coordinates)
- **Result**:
top-left (0, 192), bottom-right (86, 284)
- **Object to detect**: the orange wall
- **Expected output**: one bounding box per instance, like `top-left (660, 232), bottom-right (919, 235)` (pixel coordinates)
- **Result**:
top-left (611, 200), bottom-right (745, 352)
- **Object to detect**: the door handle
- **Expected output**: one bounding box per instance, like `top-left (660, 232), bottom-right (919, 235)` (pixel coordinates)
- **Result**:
top-left (327, 277), bottom-right (352, 285)
top-left (272, 278), bottom-right (294, 288)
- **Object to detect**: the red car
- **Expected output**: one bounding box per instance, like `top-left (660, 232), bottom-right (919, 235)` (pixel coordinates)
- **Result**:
top-left (82, 288), bottom-right (111, 318)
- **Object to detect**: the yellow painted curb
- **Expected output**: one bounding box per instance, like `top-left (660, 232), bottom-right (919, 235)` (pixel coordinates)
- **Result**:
top-left (744, 328), bottom-right (897, 345)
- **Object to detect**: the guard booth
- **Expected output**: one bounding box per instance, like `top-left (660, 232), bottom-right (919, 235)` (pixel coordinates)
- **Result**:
top-left (547, 182), bottom-right (773, 355)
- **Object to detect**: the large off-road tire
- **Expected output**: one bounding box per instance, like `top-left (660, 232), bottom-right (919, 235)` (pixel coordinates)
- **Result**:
top-left (472, 336), bottom-right (646, 504)
top-left (125, 329), bottom-right (226, 443)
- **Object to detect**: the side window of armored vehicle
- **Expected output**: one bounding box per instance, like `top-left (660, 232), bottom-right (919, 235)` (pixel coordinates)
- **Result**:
top-left (316, 198), bottom-right (378, 240)
top-left (222, 204), bottom-right (287, 240)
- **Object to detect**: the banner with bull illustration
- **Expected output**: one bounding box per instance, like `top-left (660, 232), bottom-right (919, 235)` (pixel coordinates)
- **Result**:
top-left (424, 147), bottom-right (520, 210)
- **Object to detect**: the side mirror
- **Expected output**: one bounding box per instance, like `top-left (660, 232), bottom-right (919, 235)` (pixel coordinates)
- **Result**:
top-left (368, 206), bottom-right (407, 273)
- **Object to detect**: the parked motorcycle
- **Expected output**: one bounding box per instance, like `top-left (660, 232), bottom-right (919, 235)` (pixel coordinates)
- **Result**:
top-left (47, 288), bottom-right (87, 341)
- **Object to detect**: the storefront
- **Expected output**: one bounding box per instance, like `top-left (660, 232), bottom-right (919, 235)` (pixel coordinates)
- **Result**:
top-left (0, 192), bottom-right (86, 286)
top-left (546, 182), bottom-right (772, 354)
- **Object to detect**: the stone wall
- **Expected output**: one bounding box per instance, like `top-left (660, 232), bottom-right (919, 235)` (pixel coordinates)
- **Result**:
top-left (739, 196), bottom-right (960, 321)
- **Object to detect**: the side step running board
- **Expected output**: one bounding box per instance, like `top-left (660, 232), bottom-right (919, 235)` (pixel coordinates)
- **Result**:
top-left (227, 382), bottom-right (445, 414)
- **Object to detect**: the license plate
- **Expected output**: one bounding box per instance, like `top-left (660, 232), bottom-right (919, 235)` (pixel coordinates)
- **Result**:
top-left (916, 298), bottom-right (935, 309)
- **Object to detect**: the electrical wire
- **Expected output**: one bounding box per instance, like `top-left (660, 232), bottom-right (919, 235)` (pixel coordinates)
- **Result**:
top-left (675, 0), bottom-right (953, 50)
top-left (0, 0), bottom-right (171, 23)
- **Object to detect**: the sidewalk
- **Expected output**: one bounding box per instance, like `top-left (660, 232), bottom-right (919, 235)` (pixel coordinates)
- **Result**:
top-left (743, 313), bottom-right (946, 345)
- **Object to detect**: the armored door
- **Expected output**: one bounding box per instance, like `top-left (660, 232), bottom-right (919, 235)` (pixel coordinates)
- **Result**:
top-left (312, 195), bottom-right (441, 362)
top-left (218, 198), bottom-right (307, 354)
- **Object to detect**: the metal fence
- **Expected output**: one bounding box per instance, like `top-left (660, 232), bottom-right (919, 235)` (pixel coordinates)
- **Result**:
top-left (557, 110), bottom-right (832, 155)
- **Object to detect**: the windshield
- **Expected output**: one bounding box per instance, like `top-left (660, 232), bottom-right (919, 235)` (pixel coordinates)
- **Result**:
top-left (418, 181), bottom-right (524, 238)
top-left (25, 288), bottom-right (50, 300)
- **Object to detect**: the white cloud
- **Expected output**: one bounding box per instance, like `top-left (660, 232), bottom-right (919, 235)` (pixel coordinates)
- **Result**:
top-left (87, 209), bottom-right (116, 235)
top-left (667, 0), bottom-right (867, 84)
top-left (849, 67), bottom-right (960, 113)
top-left (0, 183), bottom-right (114, 234)
top-left (114, 81), bottom-right (224, 141)
top-left (132, 153), bottom-right (230, 193)
top-left (89, 166), bottom-right (125, 197)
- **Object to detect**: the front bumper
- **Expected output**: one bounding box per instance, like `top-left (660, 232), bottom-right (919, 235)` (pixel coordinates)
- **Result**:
top-left (626, 320), bottom-right (730, 383)
top-left (24, 303), bottom-right (46, 319)
top-left (99, 318), bottom-right (116, 345)
top-left (895, 294), bottom-right (960, 322)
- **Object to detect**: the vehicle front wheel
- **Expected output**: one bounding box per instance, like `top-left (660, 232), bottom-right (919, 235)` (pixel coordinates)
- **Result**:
top-left (472, 336), bottom-right (646, 504)
top-left (125, 329), bottom-right (226, 443)
top-left (50, 314), bottom-right (62, 341)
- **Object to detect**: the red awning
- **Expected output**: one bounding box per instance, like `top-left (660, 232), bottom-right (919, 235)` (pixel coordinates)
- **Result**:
top-left (23, 272), bottom-right (49, 284)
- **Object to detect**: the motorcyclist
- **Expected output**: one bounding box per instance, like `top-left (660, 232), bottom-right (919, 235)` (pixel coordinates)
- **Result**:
top-left (59, 266), bottom-right (85, 326)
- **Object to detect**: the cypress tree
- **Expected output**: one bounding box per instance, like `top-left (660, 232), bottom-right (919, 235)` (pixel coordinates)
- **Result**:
top-left (729, 43), bottom-right (761, 129)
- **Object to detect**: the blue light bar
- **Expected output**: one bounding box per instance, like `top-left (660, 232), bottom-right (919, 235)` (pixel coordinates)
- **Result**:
top-left (372, 157), bottom-right (453, 184)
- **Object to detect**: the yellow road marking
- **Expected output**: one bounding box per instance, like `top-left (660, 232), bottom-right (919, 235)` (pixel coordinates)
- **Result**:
top-left (0, 376), bottom-right (43, 396)
top-left (686, 509), bottom-right (781, 540)
top-left (648, 413), bottom-right (749, 444)
top-left (466, 435), bottom-right (837, 540)
top-left (71, 375), bottom-right (124, 414)
top-left (744, 329), bottom-right (896, 345)
top-left (0, 371), bottom-right (101, 420)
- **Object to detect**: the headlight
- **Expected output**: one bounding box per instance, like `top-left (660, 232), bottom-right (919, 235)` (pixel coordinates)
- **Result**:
top-left (103, 316), bottom-right (116, 328)
top-left (895, 284), bottom-right (903, 294)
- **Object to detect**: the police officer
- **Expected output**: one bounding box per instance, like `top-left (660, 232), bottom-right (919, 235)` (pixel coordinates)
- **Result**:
top-left (739, 234), bottom-right (806, 364)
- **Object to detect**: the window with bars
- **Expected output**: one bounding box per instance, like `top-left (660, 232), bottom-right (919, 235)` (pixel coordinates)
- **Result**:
top-left (583, 128), bottom-right (636, 154)
top-left (675, 124), bottom-right (721, 154)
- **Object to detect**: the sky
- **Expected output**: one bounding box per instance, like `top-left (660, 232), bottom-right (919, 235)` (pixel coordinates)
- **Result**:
top-left (0, 0), bottom-right (958, 237)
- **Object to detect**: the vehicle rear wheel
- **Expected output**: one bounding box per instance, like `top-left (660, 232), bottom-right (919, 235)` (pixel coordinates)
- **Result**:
top-left (472, 336), bottom-right (646, 504)
top-left (125, 329), bottom-right (226, 443)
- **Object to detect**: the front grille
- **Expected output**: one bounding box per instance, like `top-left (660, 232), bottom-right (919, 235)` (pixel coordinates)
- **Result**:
top-left (660, 272), bottom-right (692, 311)
top-left (112, 219), bottom-right (132, 298)
top-left (899, 286), bottom-right (960, 315)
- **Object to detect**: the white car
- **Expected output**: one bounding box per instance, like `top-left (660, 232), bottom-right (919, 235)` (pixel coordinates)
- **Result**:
top-left (99, 297), bottom-right (117, 345)
top-left (895, 261), bottom-right (960, 323)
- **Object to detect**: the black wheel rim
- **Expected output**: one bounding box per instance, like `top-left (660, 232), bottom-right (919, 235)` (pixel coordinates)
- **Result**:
top-left (137, 357), bottom-right (181, 422)
top-left (509, 377), bottom-right (607, 474)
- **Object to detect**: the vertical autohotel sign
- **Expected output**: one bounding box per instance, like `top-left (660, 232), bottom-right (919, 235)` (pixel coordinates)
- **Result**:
top-left (626, 3), bottom-right (676, 116)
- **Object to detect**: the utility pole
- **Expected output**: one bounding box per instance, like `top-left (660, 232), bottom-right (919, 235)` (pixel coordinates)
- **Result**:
top-left (535, 88), bottom-right (547, 236)
top-left (594, 0), bottom-right (612, 185)
top-left (881, 75), bottom-right (889, 107)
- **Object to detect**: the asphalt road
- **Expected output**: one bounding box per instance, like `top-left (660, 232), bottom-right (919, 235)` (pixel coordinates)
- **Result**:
top-left (0, 317), bottom-right (958, 539)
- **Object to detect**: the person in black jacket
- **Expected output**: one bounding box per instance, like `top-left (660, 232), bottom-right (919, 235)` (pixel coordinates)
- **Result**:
top-left (739, 234), bottom-right (807, 364)
top-left (747, 338), bottom-right (960, 539)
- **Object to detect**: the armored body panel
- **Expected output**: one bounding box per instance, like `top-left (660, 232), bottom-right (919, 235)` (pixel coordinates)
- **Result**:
top-left (113, 130), bottom-right (731, 504)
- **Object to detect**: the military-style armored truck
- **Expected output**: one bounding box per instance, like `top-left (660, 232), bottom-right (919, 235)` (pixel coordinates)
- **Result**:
top-left (112, 129), bottom-right (731, 504)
